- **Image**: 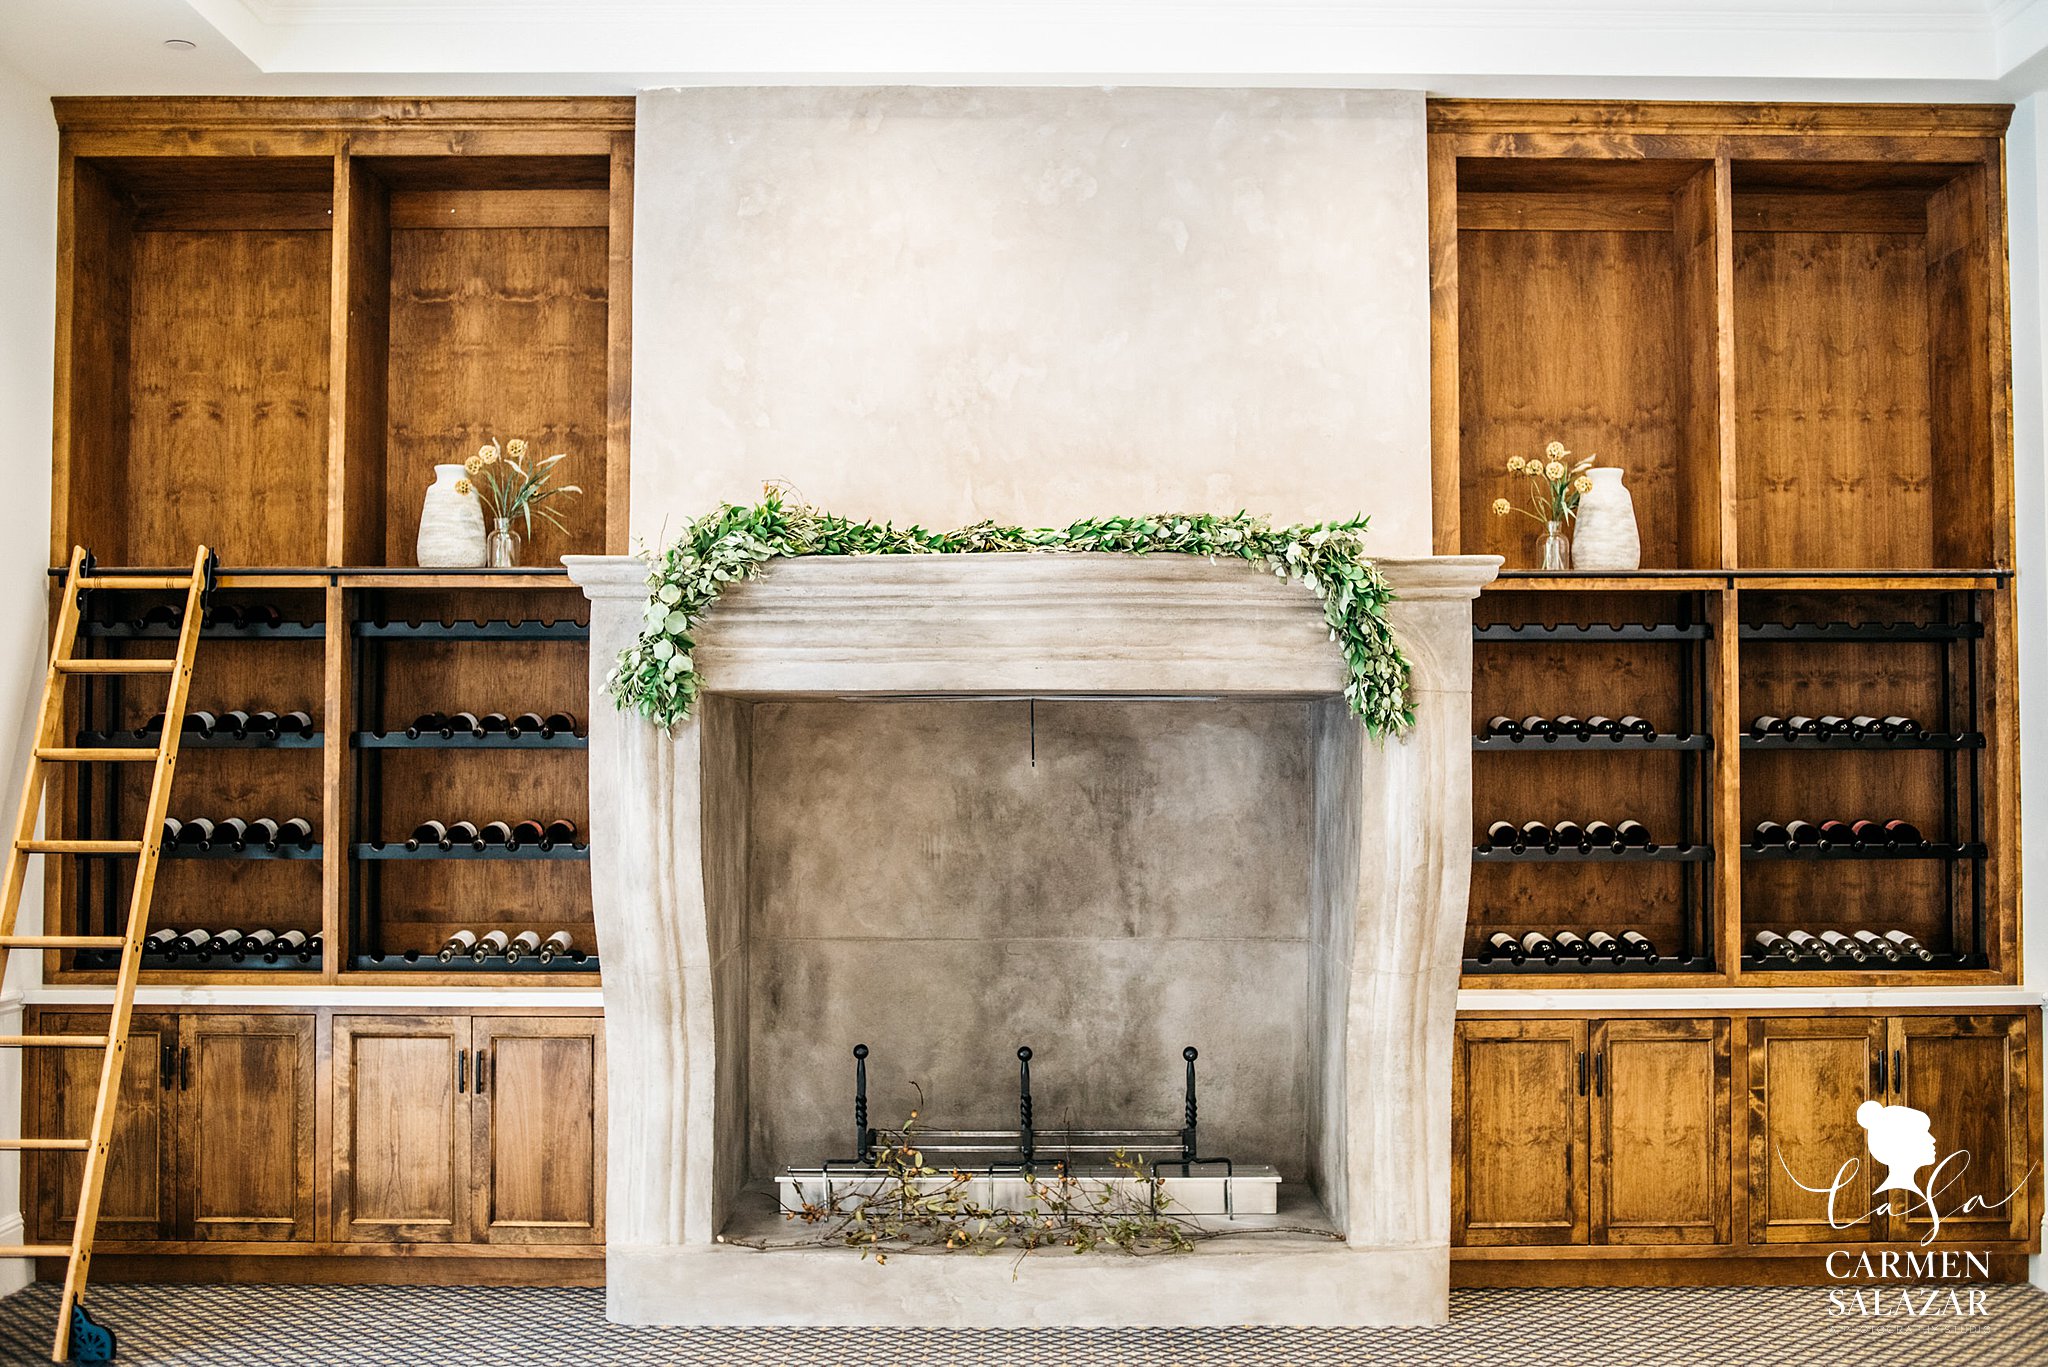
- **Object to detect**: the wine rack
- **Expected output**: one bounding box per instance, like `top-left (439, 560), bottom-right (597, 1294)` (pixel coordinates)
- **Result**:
top-left (356, 731), bottom-right (587, 750)
top-left (352, 842), bottom-right (589, 861)
top-left (353, 618), bottom-right (589, 641)
top-left (1474, 732), bottom-right (1710, 752)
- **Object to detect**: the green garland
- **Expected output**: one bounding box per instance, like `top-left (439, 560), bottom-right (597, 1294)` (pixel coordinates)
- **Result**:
top-left (605, 491), bottom-right (1414, 735)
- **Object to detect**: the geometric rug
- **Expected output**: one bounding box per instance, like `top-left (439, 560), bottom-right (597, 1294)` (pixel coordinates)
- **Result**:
top-left (0, 1283), bottom-right (2042, 1366)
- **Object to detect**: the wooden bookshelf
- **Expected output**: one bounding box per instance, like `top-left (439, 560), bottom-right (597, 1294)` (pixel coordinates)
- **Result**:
top-left (42, 98), bottom-right (633, 987)
top-left (1429, 101), bottom-right (2019, 989)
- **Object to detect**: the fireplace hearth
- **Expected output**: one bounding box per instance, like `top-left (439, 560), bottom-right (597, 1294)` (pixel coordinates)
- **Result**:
top-left (568, 551), bottom-right (1497, 1326)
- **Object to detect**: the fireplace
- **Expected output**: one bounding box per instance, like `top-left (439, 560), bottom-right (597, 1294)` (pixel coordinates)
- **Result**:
top-left (568, 551), bottom-right (1497, 1326)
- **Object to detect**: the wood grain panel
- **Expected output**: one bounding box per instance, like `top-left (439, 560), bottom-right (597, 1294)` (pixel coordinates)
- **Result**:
top-left (332, 1015), bottom-right (469, 1243)
top-left (470, 1017), bottom-right (604, 1244)
top-left (1890, 1014), bottom-right (2032, 1243)
top-left (384, 226), bottom-right (608, 568)
top-left (31, 1010), bottom-right (175, 1243)
top-left (1925, 169), bottom-right (1995, 568)
top-left (1453, 1019), bottom-right (1587, 1246)
top-left (1748, 1015), bottom-right (1888, 1243)
top-left (1593, 1017), bottom-right (1731, 1245)
top-left (179, 1013), bottom-right (317, 1242)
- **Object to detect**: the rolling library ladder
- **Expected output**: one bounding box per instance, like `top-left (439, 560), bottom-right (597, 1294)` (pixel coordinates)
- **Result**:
top-left (0, 547), bottom-right (211, 1362)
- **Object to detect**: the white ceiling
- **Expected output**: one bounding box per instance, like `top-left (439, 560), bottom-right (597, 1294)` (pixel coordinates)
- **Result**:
top-left (6, 0), bottom-right (2048, 97)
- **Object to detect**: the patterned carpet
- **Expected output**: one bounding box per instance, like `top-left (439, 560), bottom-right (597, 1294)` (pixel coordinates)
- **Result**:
top-left (0, 1283), bottom-right (2042, 1365)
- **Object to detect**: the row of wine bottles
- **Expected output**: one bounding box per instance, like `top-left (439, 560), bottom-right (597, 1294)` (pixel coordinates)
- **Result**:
top-left (162, 817), bottom-right (315, 851)
top-left (136, 710), bottom-right (314, 740)
top-left (141, 927), bottom-right (319, 964)
top-left (1483, 819), bottom-right (1658, 853)
top-left (402, 711), bottom-right (578, 740)
top-left (1752, 818), bottom-right (1925, 850)
top-left (1752, 928), bottom-right (1937, 966)
top-left (437, 929), bottom-right (578, 965)
top-left (1750, 714), bottom-right (1926, 740)
top-left (1476, 929), bottom-right (1661, 967)
top-left (113, 603), bottom-right (294, 630)
top-left (1483, 715), bottom-right (1657, 741)
top-left (406, 819), bottom-right (579, 852)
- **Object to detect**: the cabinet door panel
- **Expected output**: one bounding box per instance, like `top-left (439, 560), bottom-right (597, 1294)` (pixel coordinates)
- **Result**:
top-left (1890, 1014), bottom-right (2032, 1244)
top-left (31, 1011), bottom-right (176, 1243)
top-left (1748, 1015), bottom-right (1888, 1244)
top-left (1453, 1019), bottom-right (1587, 1246)
top-left (471, 1016), bottom-right (605, 1246)
top-left (178, 1013), bottom-right (317, 1242)
top-left (1593, 1017), bottom-right (1731, 1245)
top-left (333, 1015), bottom-right (469, 1243)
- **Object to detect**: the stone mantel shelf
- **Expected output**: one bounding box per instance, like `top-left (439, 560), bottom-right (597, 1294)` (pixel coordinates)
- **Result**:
top-left (566, 552), bottom-right (1499, 699)
top-left (567, 550), bottom-right (1499, 1328)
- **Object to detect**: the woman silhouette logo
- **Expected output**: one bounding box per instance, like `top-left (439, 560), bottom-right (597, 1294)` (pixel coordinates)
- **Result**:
top-left (1857, 1100), bottom-right (1938, 1199)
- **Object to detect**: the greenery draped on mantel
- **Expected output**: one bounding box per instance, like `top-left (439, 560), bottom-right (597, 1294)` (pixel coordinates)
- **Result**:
top-left (605, 489), bottom-right (1414, 735)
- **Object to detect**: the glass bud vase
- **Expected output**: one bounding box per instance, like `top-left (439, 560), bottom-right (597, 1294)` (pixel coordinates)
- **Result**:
top-left (1537, 519), bottom-right (1571, 571)
top-left (485, 518), bottom-right (520, 569)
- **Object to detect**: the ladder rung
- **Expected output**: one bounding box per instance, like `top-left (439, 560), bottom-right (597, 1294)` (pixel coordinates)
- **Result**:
top-left (35, 748), bottom-right (157, 763)
top-left (53, 658), bottom-right (176, 674)
top-left (0, 1036), bottom-right (108, 1049)
top-left (16, 840), bottom-right (143, 855)
top-left (0, 1139), bottom-right (89, 1151)
top-left (75, 575), bottom-right (191, 590)
top-left (0, 1245), bottom-right (72, 1258)
top-left (0, 935), bottom-right (126, 949)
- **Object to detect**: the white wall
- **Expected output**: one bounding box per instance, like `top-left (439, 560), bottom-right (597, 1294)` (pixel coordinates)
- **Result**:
top-left (0, 57), bottom-right (56, 1294)
top-left (630, 87), bottom-right (1433, 551)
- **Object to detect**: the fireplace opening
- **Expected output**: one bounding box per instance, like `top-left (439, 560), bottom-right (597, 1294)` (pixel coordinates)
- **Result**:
top-left (716, 697), bottom-right (1337, 1244)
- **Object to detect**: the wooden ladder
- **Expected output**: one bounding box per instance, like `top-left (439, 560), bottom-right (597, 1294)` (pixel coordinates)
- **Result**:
top-left (0, 546), bottom-right (210, 1362)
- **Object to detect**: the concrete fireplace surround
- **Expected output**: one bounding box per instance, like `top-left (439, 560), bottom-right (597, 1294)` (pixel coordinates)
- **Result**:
top-left (568, 551), bottom-right (1498, 1326)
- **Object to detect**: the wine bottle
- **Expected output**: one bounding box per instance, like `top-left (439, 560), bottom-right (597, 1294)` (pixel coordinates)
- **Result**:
top-left (265, 930), bottom-right (310, 963)
top-left (1817, 715), bottom-right (1852, 735)
top-left (1817, 820), bottom-right (1856, 847)
top-left (472, 929), bottom-right (511, 963)
top-left (437, 930), bottom-right (478, 964)
top-left (1583, 820), bottom-right (1620, 850)
top-left (297, 932), bottom-right (322, 964)
top-left (536, 930), bottom-right (575, 965)
top-left (505, 931), bottom-right (542, 965)
top-left (1818, 930), bottom-right (1869, 963)
top-left (213, 817), bottom-right (250, 851)
top-left (1552, 820), bottom-right (1587, 852)
top-left (541, 713), bottom-right (577, 738)
top-left (1849, 715), bottom-right (1884, 737)
top-left (220, 709), bottom-right (252, 739)
top-left (1884, 930), bottom-right (1938, 963)
top-left (507, 712), bottom-right (549, 739)
top-left (1585, 930), bottom-right (1629, 965)
top-left (278, 710), bottom-right (314, 738)
top-left (1519, 931), bottom-right (1561, 966)
top-left (1884, 819), bottom-right (1925, 847)
top-left (1614, 819), bottom-right (1651, 848)
top-left (1851, 930), bottom-right (1903, 963)
top-left (240, 928), bottom-right (277, 956)
top-left (208, 929), bottom-right (246, 959)
top-left (1553, 930), bottom-right (1596, 965)
top-left (1619, 930), bottom-right (1660, 963)
top-left (1585, 715), bottom-right (1624, 738)
top-left (243, 710), bottom-right (281, 740)
top-left (1787, 716), bottom-right (1822, 735)
top-left (444, 712), bottom-right (483, 739)
top-left (175, 928), bottom-right (212, 958)
top-left (1754, 820), bottom-right (1790, 847)
top-left (1883, 716), bottom-right (1924, 740)
top-left (141, 603), bottom-right (181, 629)
top-left (406, 712), bottom-right (445, 740)
top-left (1552, 715), bottom-right (1592, 741)
top-left (476, 712), bottom-right (512, 736)
top-left (277, 818), bottom-right (314, 849)
top-left (1750, 715), bottom-right (1789, 739)
top-left (1785, 930), bottom-right (1836, 963)
top-left (510, 819), bottom-right (546, 849)
top-left (541, 819), bottom-right (578, 849)
top-left (479, 821), bottom-right (514, 848)
top-left (1482, 931), bottom-right (1527, 966)
top-left (448, 821), bottom-right (483, 850)
top-left (1519, 820), bottom-right (1554, 852)
top-left (1618, 716), bottom-right (1654, 737)
top-left (246, 817), bottom-right (281, 849)
top-left (178, 818), bottom-right (215, 848)
top-left (141, 710), bottom-right (216, 739)
top-left (242, 604), bottom-right (282, 629)
top-left (1519, 716), bottom-right (1557, 740)
top-left (1850, 819), bottom-right (1886, 847)
top-left (1751, 930), bottom-right (1798, 961)
top-left (143, 928), bottom-right (179, 955)
top-left (1785, 820), bottom-right (1824, 847)
top-left (407, 820), bottom-right (448, 853)
top-left (161, 817), bottom-right (183, 846)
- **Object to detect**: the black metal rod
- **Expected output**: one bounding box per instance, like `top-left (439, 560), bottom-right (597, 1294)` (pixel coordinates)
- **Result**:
top-left (852, 1044), bottom-right (872, 1163)
top-left (1181, 1046), bottom-right (1199, 1170)
top-left (1017, 1046), bottom-right (1035, 1169)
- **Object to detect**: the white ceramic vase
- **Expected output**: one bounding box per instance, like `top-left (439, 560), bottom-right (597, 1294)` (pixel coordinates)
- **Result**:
top-left (1572, 466), bottom-right (1641, 571)
top-left (415, 464), bottom-right (486, 567)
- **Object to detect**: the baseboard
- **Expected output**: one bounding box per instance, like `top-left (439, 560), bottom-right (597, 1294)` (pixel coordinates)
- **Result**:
top-left (39, 1254), bottom-right (605, 1288)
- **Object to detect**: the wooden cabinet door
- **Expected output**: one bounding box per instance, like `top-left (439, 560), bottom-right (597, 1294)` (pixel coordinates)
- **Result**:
top-left (31, 1010), bottom-right (176, 1244)
top-left (1748, 1015), bottom-right (1888, 1244)
top-left (1452, 1018), bottom-right (1587, 1246)
top-left (333, 1014), bottom-right (470, 1243)
top-left (1889, 1014), bottom-right (2033, 1244)
top-left (1591, 1017), bottom-right (1731, 1246)
top-left (470, 1016), bottom-right (605, 1246)
top-left (176, 1013), bottom-right (317, 1242)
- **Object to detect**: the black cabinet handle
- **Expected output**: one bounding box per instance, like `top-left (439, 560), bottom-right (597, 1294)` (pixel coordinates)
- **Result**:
top-left (1872, 1052), bottom-right (1885, 1095)
top-left (1594, 1051), bottom-right (1605, 1098)
top-left (1577, 1050), bottom-right (1588, 1096)
top-left (179, 1046), bottom-right (190, 1091)
top-left (160, 1042), bottom-right (176, 1091)
top-left (475, 1048), bottom-right (488, 1095)
top-left (458, 1048), bottom-right (468, 1094)
top-left (1892, 1049), bottom-right (1901, 1096)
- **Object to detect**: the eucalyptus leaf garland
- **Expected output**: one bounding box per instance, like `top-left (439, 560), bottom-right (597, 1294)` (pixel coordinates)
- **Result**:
top-left (605, 491), bottom-right (1414, 735)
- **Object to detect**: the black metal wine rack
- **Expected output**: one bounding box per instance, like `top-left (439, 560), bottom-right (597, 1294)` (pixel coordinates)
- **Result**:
top-left (1462, 953), bottom-right (1715, 976)
top-left (1473, 732), bottom-right (1710, 752)
top-left (351, 950), bottom-right (599, 973)
top-left (354, 731), bottom-right (588, 750)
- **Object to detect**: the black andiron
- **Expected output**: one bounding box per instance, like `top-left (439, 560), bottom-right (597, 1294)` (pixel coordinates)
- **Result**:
top-left (817, 1042), bottom-right (1241, 1215)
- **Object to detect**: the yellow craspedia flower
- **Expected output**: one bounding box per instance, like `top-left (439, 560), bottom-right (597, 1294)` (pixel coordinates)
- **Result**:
top-left (1507, 456), bottom-right (1525, 473)
top-left (464, 455), bottom-right (484, 476)
top-left (1492, 497), bottom-right (1511, 517)
top-left (1545, 441), bottom-right (1567, 458)
top-left (1573, 475), bottom-right (1593, 494)
top-left (454, 478), bottom-right (472, 496)
top-left (477, 443), bottom-right (500, 466)
top-left (505, 438), bottom-right (528, 459)
top-left (1544, 460), bottom-right (1566, 481)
